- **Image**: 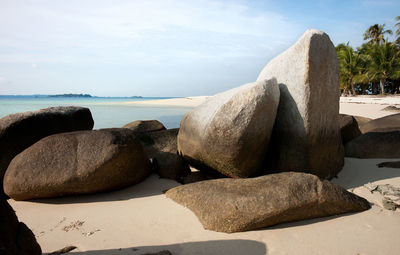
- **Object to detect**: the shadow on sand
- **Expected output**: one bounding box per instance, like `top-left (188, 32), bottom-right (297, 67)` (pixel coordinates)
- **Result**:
top-left (33, 174), bottom-right (180, 204)
top-left (46, 239), bottom-right (267, 255)
top-left (332, 158), bottom-right (400, 189)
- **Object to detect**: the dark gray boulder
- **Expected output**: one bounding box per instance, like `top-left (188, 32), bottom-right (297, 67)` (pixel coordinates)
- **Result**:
top-left (178, 79), bottom-right (280, 178)
top-left (0, 198), bottom-right (41, 255)
top-left (123, 120), bottom-right (166, 133)
top-left (339, 114), bottom-right (362, 144)
top-left (4, 128), bottom-right (150, 200)
top-left (0, 106), bottom-right (94, 196)
top-left (137, 129), bottom-right (190, 181)
top-left (360, 113), bottom-right (400, 133)
top-left (166, 172), bottom-right (370, 233)
top-left (345, 131), bottom-right (400, 158)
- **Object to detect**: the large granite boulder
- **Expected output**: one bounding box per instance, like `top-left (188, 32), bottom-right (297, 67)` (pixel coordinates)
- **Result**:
top-left (166, 172), bottom-right (370, 233)
top-left (345, 131), bottom-right (400, 158)
top-left (4, 128), bottom-right (151, 200)
top-left (178, 79), bottom-right (280, 178)
top-left (0, 106), bottom-right (94, 196)
top-left (339, 114), bottom-right (362, 144)
top-left (257, 29), bottom-right (344, 179)
top-left (360, 113), bottom-right (400, 133)
top-left (0, 198), bottom-right (41, 255)
top-left (137, 128), bottom-right (190, 181)
top-left (123, 120), bottom-right (166, 133)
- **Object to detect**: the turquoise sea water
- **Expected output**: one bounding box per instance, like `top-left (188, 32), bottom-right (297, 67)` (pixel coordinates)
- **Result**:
top-left (0, 97), bottom-right (193, 129)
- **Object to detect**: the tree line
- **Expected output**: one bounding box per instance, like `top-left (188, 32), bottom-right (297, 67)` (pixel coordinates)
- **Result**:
top-left (336, 16), bottom-right (400, 96)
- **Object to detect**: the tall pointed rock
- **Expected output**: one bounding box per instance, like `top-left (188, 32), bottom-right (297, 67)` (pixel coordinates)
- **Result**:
top-left (257, 29), bottom-right (344, 179)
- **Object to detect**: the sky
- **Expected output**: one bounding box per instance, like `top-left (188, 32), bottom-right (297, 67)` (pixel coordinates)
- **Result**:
top-left (0, 0), bottom-right (399, 97)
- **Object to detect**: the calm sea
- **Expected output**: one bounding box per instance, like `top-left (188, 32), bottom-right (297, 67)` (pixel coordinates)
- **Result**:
top-left (0, 96), bottom-right (193, 129)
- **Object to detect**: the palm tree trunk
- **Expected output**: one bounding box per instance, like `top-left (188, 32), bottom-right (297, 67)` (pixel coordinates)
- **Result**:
top-left (351, 83), bottom-right (357, 95)
top-left (372, 83), bottom-right (378, 94)
top-left (343, 87), bottom-right (348, 97)
top-left (380, 78), bottom-right (386, 94)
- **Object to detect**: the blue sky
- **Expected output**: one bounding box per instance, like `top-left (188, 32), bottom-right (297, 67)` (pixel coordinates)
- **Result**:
top-left (0, 0), bottom-right (399, 97)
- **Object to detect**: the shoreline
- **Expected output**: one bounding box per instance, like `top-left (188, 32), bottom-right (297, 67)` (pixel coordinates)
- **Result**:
top-left (117, 96), bottom-right (211, 107)
top-left (103, 95), bottom-right (400, 108)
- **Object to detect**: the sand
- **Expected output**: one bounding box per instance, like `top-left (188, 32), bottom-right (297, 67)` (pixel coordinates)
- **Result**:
top-left (120, 96), bottom-right (211, 107)
top-left (8, 96), bottom-right (400, 255)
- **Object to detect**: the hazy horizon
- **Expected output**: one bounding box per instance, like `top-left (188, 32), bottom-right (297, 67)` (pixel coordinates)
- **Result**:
top-left (1, 0), bottom-right (399, 97)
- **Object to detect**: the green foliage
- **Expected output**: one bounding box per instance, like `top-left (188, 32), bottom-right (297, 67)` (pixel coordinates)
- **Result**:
top-left (364, 42), bottom-right (400, 81)
top-left (395, 16), bottom-right (400, 44)
top-left (336, 17), bottom-right (400, 95)
top-left (363, 24), bottom-right (393, 45)
top-left (336, 44), bottom-right (366, 95)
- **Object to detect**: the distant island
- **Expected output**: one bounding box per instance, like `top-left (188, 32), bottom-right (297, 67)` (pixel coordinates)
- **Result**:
top-left (48, 94), bottom-right (92, 98)
top-left (0, 94), bottom-right (145, 98)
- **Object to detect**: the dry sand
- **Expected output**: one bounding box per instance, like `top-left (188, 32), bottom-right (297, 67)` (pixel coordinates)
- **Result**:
top-left (9, 96), bottom-right (400, 255)
top-left (120, 96), bottom-right (211, 107)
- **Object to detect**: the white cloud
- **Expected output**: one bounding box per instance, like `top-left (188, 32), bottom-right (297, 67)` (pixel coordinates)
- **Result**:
top-left (0, 0), bottom-right (299, 65)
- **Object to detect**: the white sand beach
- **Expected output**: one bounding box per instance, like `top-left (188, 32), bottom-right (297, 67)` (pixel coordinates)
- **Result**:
top-left (121, 96), bottom-right (211, 108)
top-left (8, 96), bottom-right (400, 255)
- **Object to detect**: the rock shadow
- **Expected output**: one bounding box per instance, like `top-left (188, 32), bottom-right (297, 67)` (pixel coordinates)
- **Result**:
top-left (48, 239), bottom-right (267, 255)
top-left (31, 174), bottom-right (181, 204)
top-left (332, 158), bottom-right (400, 189)
top-left (262, 83), bottom-right (307, 174)
top-left (263, 211), bottom-right (362, 230)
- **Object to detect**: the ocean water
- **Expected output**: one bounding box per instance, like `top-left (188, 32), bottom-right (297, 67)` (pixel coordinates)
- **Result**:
top-left (0, 97), bottom-right (193, 129)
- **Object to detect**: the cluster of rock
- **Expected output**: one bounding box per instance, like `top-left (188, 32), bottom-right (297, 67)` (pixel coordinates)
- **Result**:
top-left (0, 113), bottom-right (187, 201)
top-left (0, 106), bottom-right (94, 197)
top-left (168, 29), bottom-right (371, 233)
top-left (0, 110), bottom-right (189, 252)
top-left (3, 29), bottom-right (392, 249)
top-left (340, 113), bottom-right (400, 158)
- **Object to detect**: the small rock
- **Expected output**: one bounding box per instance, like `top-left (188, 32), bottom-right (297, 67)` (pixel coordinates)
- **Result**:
top-left (364, 182), bottom-right (378, 193)
top-left (382, 105), bottom-right (400, 112)
top-left (122, 120), bottom-right (166, 133)
top-left (377, 161), bottom-right (400, 169)
top-left (376, 184), bottom-right (400, 197)
top-left (382, 198), bottom-right (398, 211)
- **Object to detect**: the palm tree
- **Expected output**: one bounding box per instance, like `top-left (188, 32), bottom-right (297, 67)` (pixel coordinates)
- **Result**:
top-left (337, 44), bottom-right (365, 95)
top-left (364, 42), bottom-right (400, 94)
top-left (363, 24), bottom-right (393, 45)
top-left (395, 16), bottom-right (400, 44)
